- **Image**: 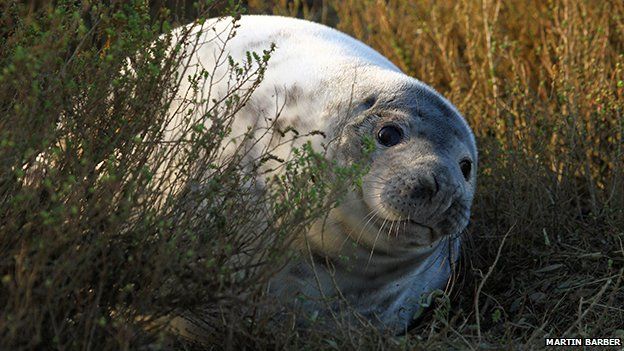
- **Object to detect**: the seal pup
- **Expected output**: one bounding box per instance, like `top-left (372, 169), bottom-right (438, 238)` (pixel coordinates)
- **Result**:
top-left (169, 15), bottom-right (477, 333)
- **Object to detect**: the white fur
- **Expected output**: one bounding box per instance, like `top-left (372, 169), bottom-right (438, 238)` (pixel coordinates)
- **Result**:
top-left (167, 15), bottom-right (476, 334)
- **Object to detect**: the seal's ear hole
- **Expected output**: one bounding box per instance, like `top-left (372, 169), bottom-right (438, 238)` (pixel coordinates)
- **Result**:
top-left (377, 124), bottom-right (403, 147)
top-left (459, 159), bottom-right (472, 181)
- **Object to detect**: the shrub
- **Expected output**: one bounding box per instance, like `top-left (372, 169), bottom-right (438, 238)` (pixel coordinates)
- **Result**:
top-left (0, 1), bottom-right (368, 349)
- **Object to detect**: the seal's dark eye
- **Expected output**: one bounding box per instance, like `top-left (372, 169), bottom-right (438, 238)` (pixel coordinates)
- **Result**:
top-left (377, 125), bottom-right (403, 147)
top-left (459, 159), bottom-right (472, 181)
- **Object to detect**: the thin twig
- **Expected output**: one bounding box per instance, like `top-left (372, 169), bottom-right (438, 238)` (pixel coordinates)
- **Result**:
top-left (474, 223), bottom-right (514, 342)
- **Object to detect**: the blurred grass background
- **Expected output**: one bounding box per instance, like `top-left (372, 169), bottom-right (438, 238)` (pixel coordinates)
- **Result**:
top-left (1, 0), bottom-right (623, 349)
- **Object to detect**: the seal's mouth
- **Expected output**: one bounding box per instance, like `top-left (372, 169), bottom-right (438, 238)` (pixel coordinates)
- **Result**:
top-left (379, 217), bottom-right (438, 236)
top-left (400, 219), bottom-right (434, 231)
top-left (372, 195), bottom-right (471, 239)
top-left (373, 218), bottom-right (443, 246)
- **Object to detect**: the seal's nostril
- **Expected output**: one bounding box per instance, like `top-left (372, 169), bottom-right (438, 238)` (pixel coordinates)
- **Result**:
top-left (410, 177), bottom-right (437, 200)
top-left (433, 175), bottom-right (440, 194)
top-left (411, 187), bottom-right (430, 200)
top-left (459, 159), bottom-right (472, 181)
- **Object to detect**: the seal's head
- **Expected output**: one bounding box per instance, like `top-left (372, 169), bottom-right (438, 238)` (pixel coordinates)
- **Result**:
top-left (332, 77), bottom-right (477, 252)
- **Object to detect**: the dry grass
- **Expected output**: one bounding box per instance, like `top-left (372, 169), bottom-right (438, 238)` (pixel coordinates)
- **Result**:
top-left (1, 0), bottom-right (623, 350)
top-left (246, 0), bottom-right (624, 348)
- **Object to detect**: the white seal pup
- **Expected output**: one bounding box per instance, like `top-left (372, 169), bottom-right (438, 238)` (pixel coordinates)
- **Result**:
top-left (170, 15), bottom-right (477, 333)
